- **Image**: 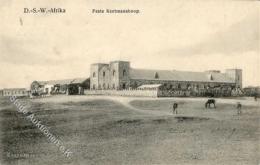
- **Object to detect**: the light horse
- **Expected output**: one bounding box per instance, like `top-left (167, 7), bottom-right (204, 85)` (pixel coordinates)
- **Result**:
top-left (237, 102), bottom-right (242, 115)
top-left (205, 99), bottom-right (216, 109)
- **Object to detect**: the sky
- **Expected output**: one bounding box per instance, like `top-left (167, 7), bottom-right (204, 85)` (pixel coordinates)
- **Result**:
top-left (0, 0), bottom-right (259, 88)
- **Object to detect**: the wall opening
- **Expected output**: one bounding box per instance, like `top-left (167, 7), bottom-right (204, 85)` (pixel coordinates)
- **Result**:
top-left (122, 83), bottom-right (126, 89)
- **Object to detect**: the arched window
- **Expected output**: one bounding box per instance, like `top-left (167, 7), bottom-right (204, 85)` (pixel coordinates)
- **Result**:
top-left (123, 69), bottom-right (126, 77)
top-left (113, 70), bottom-right (116, 76)
top-left (93, 72), bottom-right (96, 77)
top-left (103, 71), bottom-right (105, 77)
top-left (155, 72), bottom-right (159, 79)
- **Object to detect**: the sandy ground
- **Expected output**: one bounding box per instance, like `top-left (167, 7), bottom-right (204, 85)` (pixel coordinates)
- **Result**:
top-left (0, 95), bottom-right (259, 165)
top-left (31, 95), bottom-right (260, 119)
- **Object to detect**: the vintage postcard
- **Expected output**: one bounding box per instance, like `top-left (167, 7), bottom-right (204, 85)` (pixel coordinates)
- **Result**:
top-left (0, 0), bottom-right (259, 165)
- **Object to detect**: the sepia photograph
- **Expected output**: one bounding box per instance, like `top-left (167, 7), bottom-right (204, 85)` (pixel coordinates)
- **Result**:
top-left (0, 0), bottom-right (259, 165)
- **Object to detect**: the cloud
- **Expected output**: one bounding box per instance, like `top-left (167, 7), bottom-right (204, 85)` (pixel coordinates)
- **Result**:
top-left (159, 13), bottom-right (259, 56)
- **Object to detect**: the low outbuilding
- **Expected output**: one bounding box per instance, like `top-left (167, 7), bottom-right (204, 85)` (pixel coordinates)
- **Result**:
top-left (30, 78), bottom-right (90, 96)
top-left (2, 88), bottom-right (30, 97)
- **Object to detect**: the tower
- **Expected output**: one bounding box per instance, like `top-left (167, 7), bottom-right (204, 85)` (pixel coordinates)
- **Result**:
top-left (225, 69), bottom-right (242, 88)
top-left (109, 61), bottom-right (130, 90)
top-left (90, 63), bottom-right (109, 90)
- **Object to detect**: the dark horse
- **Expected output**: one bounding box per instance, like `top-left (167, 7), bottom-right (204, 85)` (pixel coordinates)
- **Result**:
top-left (172, 103), bottom-right (178, 114)
top-left (205, 99), bottom-right (216, 109)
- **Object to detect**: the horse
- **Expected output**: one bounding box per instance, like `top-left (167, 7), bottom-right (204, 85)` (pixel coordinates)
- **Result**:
top-left (205, 99), bottom-right (216, 109)
top-left (172, 103), bottom-right (178, 114)
top-left (237, 102), bottom-right (242, 115)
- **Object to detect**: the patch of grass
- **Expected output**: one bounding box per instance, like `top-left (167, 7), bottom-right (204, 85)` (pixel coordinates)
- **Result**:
top-left (0, 97), bottom-right (259, 165)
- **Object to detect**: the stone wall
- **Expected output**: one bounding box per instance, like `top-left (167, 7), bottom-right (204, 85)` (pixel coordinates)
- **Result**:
top-left (158, 90), bottom-right (191, 97)
top-left (84, 89), bottom-right (158, 97)
top-left (85, 89), bottom-right (198, 97)
top-left (85, 88), bottom-right (242, 97)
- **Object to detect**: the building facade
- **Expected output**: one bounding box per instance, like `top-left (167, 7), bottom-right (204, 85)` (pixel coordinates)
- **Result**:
top-left (243, 86), bottom-right (260, 97)
top-left (90, 61), bottom-right (242, 96)
top-left (2, 88), bottom-right (30, 97)
top-left (30, 78), bottom-right (90, 96)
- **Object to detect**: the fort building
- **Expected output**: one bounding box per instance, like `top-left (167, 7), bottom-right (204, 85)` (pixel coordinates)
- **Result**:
top-left (90, 61), bottom-right (242, 96)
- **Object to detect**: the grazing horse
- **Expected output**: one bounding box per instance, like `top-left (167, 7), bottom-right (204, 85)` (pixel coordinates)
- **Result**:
top-left (205, 99), bottom-right (216, 109)
top-left (172, 103), bottom-right (178, 114)
top-left (237, 102), bottom-right (242, 115)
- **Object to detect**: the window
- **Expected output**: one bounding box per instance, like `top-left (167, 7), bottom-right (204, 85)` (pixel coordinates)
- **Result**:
top-left (123, 69), bottom-right (126, 77)
top-left (113, 70), bottom-right (116, 76)
top-left (155, 72), bottom-right (159, 79)
top-left (93, 72), bottom-right (96, 77)
top-left (103, 71), bottom-right (105, 77)
top-left (122, 83), bottom-right (126, 89)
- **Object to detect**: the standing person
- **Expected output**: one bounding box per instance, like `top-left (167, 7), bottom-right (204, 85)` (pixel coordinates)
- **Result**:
top-left (237, 102), bottom-right (242, 115)
top-left (172, 103), bottom-right (178, 114)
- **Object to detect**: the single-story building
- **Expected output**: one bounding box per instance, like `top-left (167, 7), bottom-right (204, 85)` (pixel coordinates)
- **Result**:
top-left (136, 84), bottom-right (191, 97)
top-left (2, 88), bottom-right (30, 97)
top-left (30, 78), bottom-right (90, 96)
top-left (243, 86), bottom-right (260, 97)
top-left (137, 84), bottom-right (162, 90)
top-left (89, 60), bottom-right (242, 97)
